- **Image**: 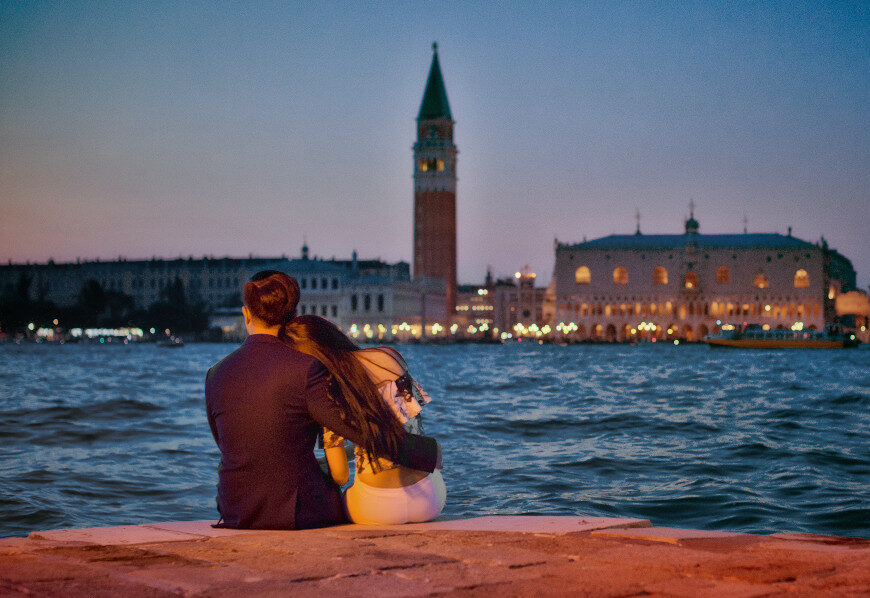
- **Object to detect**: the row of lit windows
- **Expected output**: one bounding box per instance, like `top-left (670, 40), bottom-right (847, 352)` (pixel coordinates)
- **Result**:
top-left (456, 305), bottom-right (494, 311)
top-left (575, 266), bottom-right (811, 289)
top-left (559, 300), bottom-right (820, 319)
top-left (350, 294), bottom-right (385, 313)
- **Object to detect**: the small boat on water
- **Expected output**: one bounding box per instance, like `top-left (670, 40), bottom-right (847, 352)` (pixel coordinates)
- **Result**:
top-left (157, 336), bottom-right (185, 348)
top-left (704, 324), bottom-right (859, 349)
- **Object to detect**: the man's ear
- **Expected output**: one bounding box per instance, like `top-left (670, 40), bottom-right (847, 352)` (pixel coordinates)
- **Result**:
top-left (242, 306), bottom-right (251, 325)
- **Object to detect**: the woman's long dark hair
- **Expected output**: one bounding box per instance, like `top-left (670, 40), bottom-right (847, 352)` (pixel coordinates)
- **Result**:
top-left (283, 315), bottom-right (406, 468)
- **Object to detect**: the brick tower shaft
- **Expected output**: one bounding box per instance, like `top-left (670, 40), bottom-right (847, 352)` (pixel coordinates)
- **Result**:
top-left (413, 43), bottom-right (457, 317)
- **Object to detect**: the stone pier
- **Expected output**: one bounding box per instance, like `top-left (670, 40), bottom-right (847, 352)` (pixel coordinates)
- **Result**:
top-left (1, 516), bottom-right (868, 596)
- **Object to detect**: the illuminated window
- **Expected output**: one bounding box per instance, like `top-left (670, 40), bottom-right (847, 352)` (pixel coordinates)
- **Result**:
top-left (716, 266), bottom-right (730, 284)
top-left (575, 266), bottom-right (591, 284)
top-left (684, 272), bottom-right (698, 289)
top-left (753, 273), bottom-right (769, 289)
top-left (794, 269), bottom-right (809, 288)
top-left (419, 158), bottom-right (438, 172)
top-left (653, 266), bottom-right (668, 285)
top-left (613, 267), bottom-right (628, 284)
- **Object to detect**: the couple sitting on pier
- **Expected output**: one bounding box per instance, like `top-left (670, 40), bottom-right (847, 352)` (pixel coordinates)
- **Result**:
top-left (205, 270), bottom-right (446, 530)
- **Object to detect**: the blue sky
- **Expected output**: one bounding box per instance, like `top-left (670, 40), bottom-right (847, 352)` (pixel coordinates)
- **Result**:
top-left (1, 2), bottom-right (868, 286)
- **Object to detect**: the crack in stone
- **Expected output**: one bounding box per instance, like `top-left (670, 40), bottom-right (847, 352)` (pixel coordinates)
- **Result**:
top-left (443, 580), bottom-right (513, 592)
top-left (377, 560), bottom-right (451, 572)
top-left (507, 560), bottom-right (548, 569)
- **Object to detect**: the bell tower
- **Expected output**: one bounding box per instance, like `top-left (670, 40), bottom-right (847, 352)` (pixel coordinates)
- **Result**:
top-left (414, 42), bottom-right (457, 317)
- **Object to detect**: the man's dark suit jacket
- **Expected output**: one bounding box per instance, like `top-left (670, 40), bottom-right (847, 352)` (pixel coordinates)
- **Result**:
top-left (205, 333), bottom-right (438, 530)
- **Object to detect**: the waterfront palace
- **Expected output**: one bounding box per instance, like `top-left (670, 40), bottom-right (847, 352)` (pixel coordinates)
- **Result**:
top-left (549, 211), bottom-right (859, 342)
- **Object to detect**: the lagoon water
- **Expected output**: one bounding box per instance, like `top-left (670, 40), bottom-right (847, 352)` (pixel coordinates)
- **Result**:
top-left (0, 341), bottom-right (868, 539)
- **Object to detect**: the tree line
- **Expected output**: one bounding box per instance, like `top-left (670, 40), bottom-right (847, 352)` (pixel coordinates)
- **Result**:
top-left (0, 273), bottom-right (211, 336)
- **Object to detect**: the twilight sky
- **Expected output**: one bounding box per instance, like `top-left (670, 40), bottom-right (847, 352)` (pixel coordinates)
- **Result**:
top-left (1, 2), bottom-right (868, 287)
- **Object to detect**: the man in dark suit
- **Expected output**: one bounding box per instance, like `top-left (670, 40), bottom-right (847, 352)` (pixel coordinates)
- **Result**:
top-left (205, 271), bottom-right (440, 530)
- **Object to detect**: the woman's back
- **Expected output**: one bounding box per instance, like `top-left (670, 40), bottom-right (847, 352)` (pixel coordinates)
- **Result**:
top-left (349, 347), bottom-right (430, 487)
top-left (318, 343), bottom-right (446, 524)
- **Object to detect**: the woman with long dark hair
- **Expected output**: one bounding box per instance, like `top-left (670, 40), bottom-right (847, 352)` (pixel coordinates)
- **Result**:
top-left (283, 315), bottom-right (446, 525)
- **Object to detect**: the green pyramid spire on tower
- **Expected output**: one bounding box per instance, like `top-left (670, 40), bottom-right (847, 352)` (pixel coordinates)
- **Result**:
top-left (417, 42), bottom-right (452, 121)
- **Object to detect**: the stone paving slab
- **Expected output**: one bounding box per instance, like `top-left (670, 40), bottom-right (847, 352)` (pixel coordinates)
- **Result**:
top-left (25, 516), bottom-right (649, 547)
top-left (590, 525), bottom-right (756, 545)
top-left (145, 520), bottom-right (251, 538)
top-left (29, 524), bottom-right (205, 546)
top-left (333, 515), bottom-right (651, 534)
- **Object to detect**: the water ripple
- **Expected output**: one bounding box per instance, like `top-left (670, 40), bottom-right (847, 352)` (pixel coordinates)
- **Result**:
top-left (0, 341), bottom-right (868, 538)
